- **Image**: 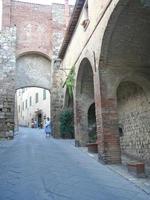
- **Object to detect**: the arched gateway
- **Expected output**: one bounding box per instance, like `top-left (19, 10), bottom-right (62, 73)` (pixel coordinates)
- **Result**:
top-left (75, 58), bottom-right (96, 146)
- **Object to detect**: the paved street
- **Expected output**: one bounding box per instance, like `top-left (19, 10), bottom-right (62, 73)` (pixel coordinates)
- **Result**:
top-left (0, 128), bottom-right (149, 200)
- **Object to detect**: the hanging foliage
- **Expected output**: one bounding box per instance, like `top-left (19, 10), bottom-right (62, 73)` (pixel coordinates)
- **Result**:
top-left (65, 67), bottom-right (75, 97)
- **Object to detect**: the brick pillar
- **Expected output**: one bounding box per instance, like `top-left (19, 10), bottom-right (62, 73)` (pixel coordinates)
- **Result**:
top-left (74, 98), bottom-right (89, 147)
top-left (51, 59), bottom-right (65, 138)
top-left (2, 0), bottom-right (11, 28)
top-left (95, 71), bottom-right (121, 164)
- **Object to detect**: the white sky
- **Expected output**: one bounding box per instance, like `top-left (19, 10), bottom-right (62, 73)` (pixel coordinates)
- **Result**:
top-left (16, 0), bottom-right (76, 5)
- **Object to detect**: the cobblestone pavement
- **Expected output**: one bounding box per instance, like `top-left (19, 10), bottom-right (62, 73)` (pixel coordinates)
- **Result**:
top-left (0, 128), bottom-right (150, 200)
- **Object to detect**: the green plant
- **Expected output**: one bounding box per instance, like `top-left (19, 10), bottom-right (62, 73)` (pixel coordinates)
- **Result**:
top-left (60, 110), bottom-right (74, 139)
top-left (65, 67), bottom-right (75, 97)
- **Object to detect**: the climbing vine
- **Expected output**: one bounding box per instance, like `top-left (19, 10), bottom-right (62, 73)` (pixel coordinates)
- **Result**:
top-left (65, 67), bottom-right (75, 97)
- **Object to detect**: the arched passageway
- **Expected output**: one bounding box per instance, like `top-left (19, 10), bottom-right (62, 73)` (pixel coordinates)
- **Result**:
top-left (98, 0), bottom-right (150, 163)
top-left (75, 58), bottom-right (95, 146)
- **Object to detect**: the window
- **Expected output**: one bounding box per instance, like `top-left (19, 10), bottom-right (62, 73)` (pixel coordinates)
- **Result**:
top-left (43, 89), bottom-right (46, 100)
top-left (25, 99), bottom-right (28, 109)
top-left (35, 93), bottom-right (39, 103)
top-left (22, 88), bottom-right (25, 93)
top-left (29, 96), bottom-right (32, 106)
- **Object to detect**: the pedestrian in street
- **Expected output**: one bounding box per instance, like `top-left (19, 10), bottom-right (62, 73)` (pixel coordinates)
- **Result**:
top-left (44, 117), bottom-right (52, 137)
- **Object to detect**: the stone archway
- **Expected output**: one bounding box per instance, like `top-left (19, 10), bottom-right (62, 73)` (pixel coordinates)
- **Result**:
top-left (117, 81), bottom-right (150, 164)
top-left (16, 53), bottom-right (51, 90)
top-left (97, 0), bottom-right (150, 164)
top-left (75, 58), bottom-right (94, 146)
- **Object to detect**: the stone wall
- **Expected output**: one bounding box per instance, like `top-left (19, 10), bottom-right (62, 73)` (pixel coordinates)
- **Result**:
top-left (117, 81), bottom-right (150, 164)
top-left (0, 27), bottom-right (16, 137)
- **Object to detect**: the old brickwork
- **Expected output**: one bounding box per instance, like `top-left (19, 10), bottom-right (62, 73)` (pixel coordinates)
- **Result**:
top-left (10, 1), bottom-right (52, 57)
top-left (0, 27), bottom-right (16, 137)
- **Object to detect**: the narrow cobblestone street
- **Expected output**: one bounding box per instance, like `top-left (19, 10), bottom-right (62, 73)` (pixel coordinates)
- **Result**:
top-left (0, 128), bottom-right (149, 200)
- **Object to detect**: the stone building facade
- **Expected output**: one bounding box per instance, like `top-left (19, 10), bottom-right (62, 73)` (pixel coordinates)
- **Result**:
top-left (57, 0), bottom-right (150, 164)
top-left (0, 0), bottom-right (73, 137)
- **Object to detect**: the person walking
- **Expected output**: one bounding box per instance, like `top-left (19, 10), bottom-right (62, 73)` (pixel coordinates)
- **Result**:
top-left (44, 117), bottom-right (52, 137)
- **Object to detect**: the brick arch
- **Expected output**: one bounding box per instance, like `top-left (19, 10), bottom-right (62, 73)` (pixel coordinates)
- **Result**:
top-left (100, 0), bottom-right (150, 68)
top-left (16, 52), bottom-right (51, 90)
top-left (75, 58), bottom-right (95, 146)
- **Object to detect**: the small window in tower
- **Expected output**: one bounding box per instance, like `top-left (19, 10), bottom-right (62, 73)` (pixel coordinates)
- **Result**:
top-left (118, 126), bottom-right (124, 137)
top-left (35, 93), bottom-right (39, 104)
top-left (43, 89), bottom-right (46, 100)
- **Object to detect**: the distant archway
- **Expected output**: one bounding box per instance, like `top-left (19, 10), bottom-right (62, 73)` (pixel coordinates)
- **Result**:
top-left (75, 58), bottom-right (95, 146)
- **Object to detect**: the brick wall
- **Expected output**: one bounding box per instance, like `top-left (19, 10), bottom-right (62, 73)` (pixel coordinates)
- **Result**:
top-left (11, 1), bottom-right (52, 57)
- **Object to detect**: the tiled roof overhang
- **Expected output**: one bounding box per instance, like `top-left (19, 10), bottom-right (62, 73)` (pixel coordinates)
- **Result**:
top-left (59, 0), bottom-right (85, 59)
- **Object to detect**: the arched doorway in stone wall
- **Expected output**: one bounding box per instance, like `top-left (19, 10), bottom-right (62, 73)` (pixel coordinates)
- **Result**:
top-left (98, 0), bottom-right (150, 164)
top-left (14, 52), bottom-right (52, 136)
top-left (88, 103), bottom-right (97, 143)
top-left (75, 58), bottom-right (95, 146)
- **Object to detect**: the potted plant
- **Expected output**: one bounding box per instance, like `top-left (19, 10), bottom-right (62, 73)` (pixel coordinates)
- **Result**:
top-left (60, 109), bottom-right (74, 139)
